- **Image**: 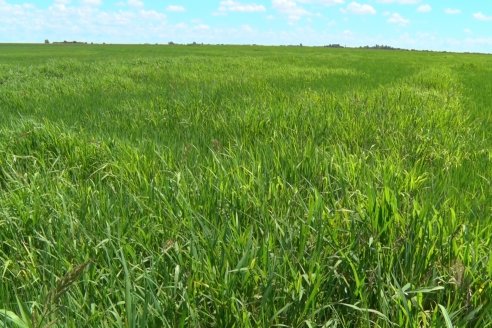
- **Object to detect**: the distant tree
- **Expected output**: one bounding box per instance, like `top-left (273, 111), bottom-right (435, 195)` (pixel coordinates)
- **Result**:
top-left (168, 41), bottom-right (175, 45)
top-left (44, 39), bottom-right (50, 44)
top-left (324, 44), bottom-right (343, 48)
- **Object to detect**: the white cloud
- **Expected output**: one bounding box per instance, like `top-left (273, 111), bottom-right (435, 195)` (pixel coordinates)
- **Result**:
top-left (387, 12), bottom-right (409, 26)
top-left (127, 0), bottom-right (143, 8)
top-left (140, 9), bottom-right (165, 20)
top-left (219, 0), bottom-right (266, 13)
top-left (444, 8), bottom-right (460, 15)
top-left (473, 12), bottom-right (492, 22)
top-left (166, 5), bottom-right (185, 12)
top-left (241, 24), bottom-right (254, 32)
top-left (462, 37), bottom-right (492, 49)
top-left (377, 0), bottom-right (420, 4)
top-left (298, 0), bottom-right (345, 5)
top-left (318, 0), bottom-right (345, 4)
top-left (341, 2), bottom-right (376, 15)
top-left (0, 0), bottom-right (172, 43)
top-left (417, 4), bottom-right (431, 13)
top-left (81, 0), bottom-right (101, 6)
top-left (51, 0), bottom-right (70, 11)
top-left (272, 0), bottom-right (310, 22)
top-left (343, 29), bottom-right (353, 36)
top-left (194, 24), bottom-right (210, 31)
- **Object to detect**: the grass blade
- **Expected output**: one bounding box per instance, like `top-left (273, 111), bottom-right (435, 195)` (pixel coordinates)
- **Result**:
top-left (438, 304), bottom-right (454, 328)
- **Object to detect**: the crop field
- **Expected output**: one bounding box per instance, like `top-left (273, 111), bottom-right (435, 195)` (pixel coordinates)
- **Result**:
top-left (0, 44), bottom-right (491, 327)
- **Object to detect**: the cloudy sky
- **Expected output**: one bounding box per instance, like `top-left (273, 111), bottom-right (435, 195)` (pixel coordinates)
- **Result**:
top-left (1, 0), bottom-right (491, 52)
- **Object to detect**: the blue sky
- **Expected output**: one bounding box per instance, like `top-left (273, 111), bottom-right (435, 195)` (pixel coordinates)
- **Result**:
top-left (1, 0), bottom-right (491, 52)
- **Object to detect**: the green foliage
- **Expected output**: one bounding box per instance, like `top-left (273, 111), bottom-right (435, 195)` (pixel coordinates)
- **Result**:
top-left (0, 45), bottom-right (491, 327)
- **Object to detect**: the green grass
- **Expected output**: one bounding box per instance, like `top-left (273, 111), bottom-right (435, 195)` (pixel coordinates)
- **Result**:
top-left (0, 44), bottom-right (491, 327)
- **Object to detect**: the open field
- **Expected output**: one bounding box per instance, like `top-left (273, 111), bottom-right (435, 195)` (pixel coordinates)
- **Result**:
top-left (0, 44), bottom-right (491, 327)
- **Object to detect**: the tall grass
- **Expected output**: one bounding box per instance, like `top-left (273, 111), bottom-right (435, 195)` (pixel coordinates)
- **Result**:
top-left (0, 45), bottom-right (491, 327)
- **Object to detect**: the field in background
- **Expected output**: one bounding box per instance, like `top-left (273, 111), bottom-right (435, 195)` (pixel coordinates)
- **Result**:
top-left (0, 44), bottom-right (491, 327)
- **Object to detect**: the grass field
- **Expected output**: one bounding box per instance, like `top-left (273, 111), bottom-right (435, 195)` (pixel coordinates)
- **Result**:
top-left (0, 44), bottom-right (491, 327)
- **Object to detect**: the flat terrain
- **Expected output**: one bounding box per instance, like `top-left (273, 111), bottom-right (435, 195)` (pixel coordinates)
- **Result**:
top-left (0, 44), bottom-right (491, 327)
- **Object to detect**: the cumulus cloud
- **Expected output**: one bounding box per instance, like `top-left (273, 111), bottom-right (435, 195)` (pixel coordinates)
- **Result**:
top-left (417, 4), bottom-right (431, 13)
top-left (127, 0), bottom-right (143, 8)
top-left (341, 2), bottom-right (376, 15)
top-left (0, 0), bottom-right (172, 43)
top-left (473, 12), bottom-right (492, 22)
top-left (166, 5), bottom-right (185, 12)
top-left (298, 0), bottom-right (345, 4)
top-left (444, 8), bottom-right (460, 15)
top-left (240, 24), bottom-right (254, 32)
top-left (318, 0), bottom-right (345, 4)
top-left (50, 0), bottom-right (70, 11)
top-left (194, 24), bottom-right (210, 31)
top-left (387, 12), bottom-right (409, 26)
top-left (272, 0), bottom-right (310, 22)
top-left (81, 0), bottom-right (102, 6)
top-left (377, 0), bottom-right (420, 4)
top-left (139, 9), bottom-right (165, 20)
top-left (218, 0), bottom-right (266, 13)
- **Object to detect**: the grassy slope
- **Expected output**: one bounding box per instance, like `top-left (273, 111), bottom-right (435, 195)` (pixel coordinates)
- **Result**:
top-left (0, 44), bottom-right (491, 327)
